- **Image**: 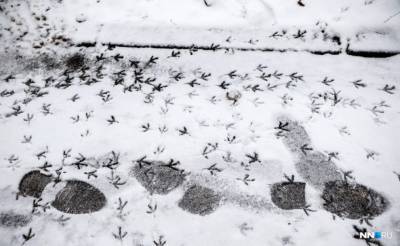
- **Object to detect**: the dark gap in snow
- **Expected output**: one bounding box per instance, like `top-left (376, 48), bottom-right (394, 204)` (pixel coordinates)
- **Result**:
top-left (345, 48), bottom-right (399, 58)
top-left (75, 42), bottom-right (343, 56)
top-left (76, 42), bottom-right (96, 48)
top-left (345, 44), bottom-right (399, 58)
top-left (309, 50), bottom-right (341, 55)
top-left (76, 41), bottom-right (399, 58)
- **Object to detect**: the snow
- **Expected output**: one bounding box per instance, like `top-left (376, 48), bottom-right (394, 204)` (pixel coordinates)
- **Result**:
top-left (38, 0), bottom-right (400, 51)
top-left (1, 0), bottom-right (400, 246)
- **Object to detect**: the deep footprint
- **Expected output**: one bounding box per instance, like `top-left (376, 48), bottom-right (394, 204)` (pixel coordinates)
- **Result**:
top-left (271, 181), bottom-right (306, 210)
top-left (178, 185), bottom-right (222, 216)
top-left (322, 180), bottom-right (389, 219)
top-left (133, 161), bottom-right (185, 195)
top-left (18, 170), bottom-right (52, 198)
top-left (52, 180), bottom-right (106, 214)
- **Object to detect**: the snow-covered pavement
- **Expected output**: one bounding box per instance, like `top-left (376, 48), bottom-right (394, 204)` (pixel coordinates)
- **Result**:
top-left (1, 1), bottom-right (400, 246)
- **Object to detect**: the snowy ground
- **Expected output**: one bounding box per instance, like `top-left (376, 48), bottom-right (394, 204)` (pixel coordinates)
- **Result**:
top-left (1, 1), bottom-right (400, 246)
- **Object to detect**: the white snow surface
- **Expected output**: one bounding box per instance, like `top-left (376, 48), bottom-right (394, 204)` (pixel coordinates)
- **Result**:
top-left (1, 1), bottom-right (400, 246)
top-left (0, 47), bottom-right (399, 246)
top-left (2, 0), bottom-right (400, 51)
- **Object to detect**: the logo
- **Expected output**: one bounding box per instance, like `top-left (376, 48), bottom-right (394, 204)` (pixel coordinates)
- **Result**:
top-left (358, 231), bottom-right (392, 239)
